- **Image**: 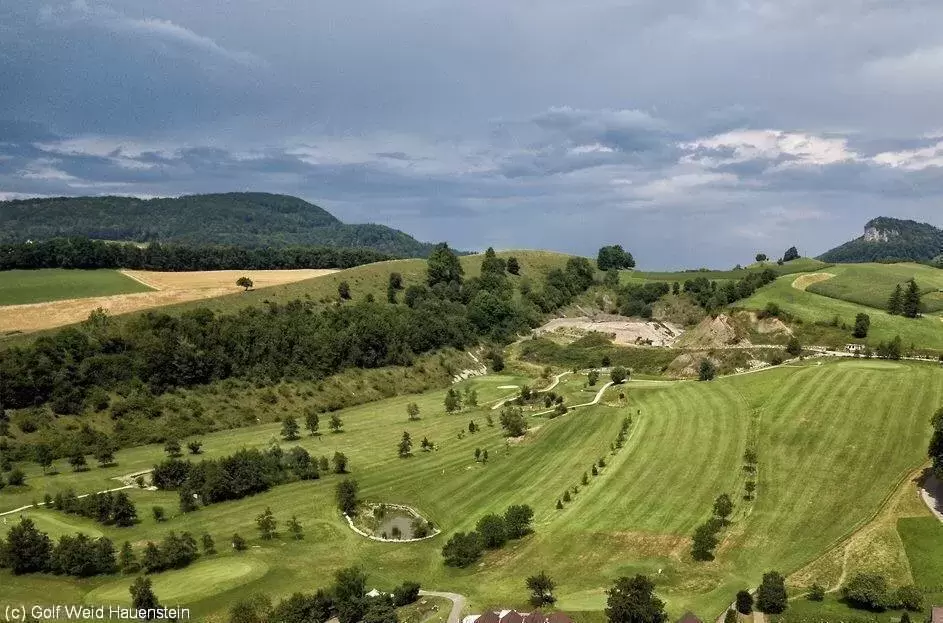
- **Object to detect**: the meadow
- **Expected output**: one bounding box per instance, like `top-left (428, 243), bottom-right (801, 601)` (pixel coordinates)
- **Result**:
top-left (1, 359), bottom-right (939, 622)
top-left (806, 262), bottom-right (943, 312)
top-left (739, 272), bottom-right (943, 350)
top-left (622, 258), bottom-right (831, 285)
top-left (0, 269), bottom-right (151, 306)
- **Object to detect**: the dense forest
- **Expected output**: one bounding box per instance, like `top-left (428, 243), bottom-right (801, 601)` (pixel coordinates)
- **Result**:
top-left (0, 238), bottom-right (390, 271)
top-left (819, 217), bottom-right (943, 264)
top-left (0, 245), bottom-right (596, 459)
top-left (0, 193), bottom-right (438, 257)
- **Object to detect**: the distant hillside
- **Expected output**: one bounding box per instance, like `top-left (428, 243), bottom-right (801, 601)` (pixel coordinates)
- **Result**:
top-left (819, 217), bottom-right (943, 263)
top-left (0, 192), bottom-right (437, 257)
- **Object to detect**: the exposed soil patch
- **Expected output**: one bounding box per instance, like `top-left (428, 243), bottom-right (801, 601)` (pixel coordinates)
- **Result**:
top-left (535, 315), bottom-right (684, 347)
top-left (676, 314), bottom-right (748, 349)
top-left (792, 272), bottom-right (835, 291)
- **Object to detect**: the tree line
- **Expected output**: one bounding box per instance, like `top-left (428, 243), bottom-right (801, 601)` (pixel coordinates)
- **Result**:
top-left (0, 237), bottom-right (391, 271)
top-left (44, 488), bottom-right (138, 527)
top-left (441, 504), bottom-right (534, 567)
top-left (0, 517), bottom-right (116, 577)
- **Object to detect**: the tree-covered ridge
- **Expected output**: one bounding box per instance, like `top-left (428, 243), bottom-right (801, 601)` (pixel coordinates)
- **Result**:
top-left (0, 238), bottom-right (391, 271)
top-left (819, 217), bottom-right (943, 264)
top-left (0, 192), bottom-right (437, 257)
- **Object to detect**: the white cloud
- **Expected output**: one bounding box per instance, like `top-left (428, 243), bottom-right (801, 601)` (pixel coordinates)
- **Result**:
top-left (872, 140), bottom-right (943, 171)
top-left (681, 130), bottom-right (859, 168)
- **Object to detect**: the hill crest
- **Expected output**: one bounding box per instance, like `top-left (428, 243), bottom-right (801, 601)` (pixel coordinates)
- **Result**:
top-left (818, 216), bottom-right (943, 264)
top-left (0, 192), bottom-right (436, 257)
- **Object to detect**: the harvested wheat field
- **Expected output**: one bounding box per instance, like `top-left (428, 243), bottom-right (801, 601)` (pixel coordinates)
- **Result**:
top-left (791, 272), bottom-right (835, 291)
top-left (0, 269), bottom-right (336, 334)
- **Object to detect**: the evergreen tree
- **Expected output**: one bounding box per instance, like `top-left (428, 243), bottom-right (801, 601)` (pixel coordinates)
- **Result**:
top-left (287, 516), bottom-right (304, 540)
top-left (526, 570), bottom-right (557, 607)
top-left (305, 410), bottom-right (320, 435)
top-left (232, 533), bottom-right (247, 551)
top-left (724, 610), bottom-right (738, 623)
top-left (338, 281), bottom-right (351, 300)
top-left (129, 577), bottom-right (161, 613)
top-left (605, 575), bottom-right (667, 623)
top-left (118, 541), bottom-right (139, 573)
top-left (281, 415), bottom-right (301, 441)
top-left (756, 571), bottom-right (788, 614)
top-left (256, 507), bottom-right (278, 540)
top-left (888, 284), bottom-right (904, 315)
top-left (735, 590), bottom-right (753, 614)
top-left (853, 313), bottom-right (871, 338)
top-left (398, 431), bottom-right (413, 458)
top-left (202, 533), bottom-right (216, 554)
top-left (506, 256), bottom-right (520, 275)
top-left (329, 414), bottom-right (343, 433)
top-left (902, 279), bottom-right (922, 318)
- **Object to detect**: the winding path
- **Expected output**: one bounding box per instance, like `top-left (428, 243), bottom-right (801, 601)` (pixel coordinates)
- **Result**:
top-left (531, 380), bottom-right (614, 417)
top-left (0, 484), bottom-right (136, 518)
top-left (418, 590), bottom-right (466, 623)
top-left (491, 372), bottom-right (571, 410)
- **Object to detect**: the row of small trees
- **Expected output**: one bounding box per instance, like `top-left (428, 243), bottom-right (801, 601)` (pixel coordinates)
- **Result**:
top-left (43, 489), bottom-right (138, 527)
top-left (887, 280), bottom-right (922, 318)
top-left (441, 505), bottom-right (534, 567)
top-left (691, 494), bottom-right (734, 561)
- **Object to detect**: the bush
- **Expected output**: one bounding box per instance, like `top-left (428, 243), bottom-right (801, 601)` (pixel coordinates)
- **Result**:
top-left (808, 583), bottom-right (825, 602)
top-left (895, 585), bottom-right (923, 612)
top-left (442, 532), bottom-right (482, 568)
top-left (392, 581), bottom-right (421, 607)
top-left (841, 572), bottom-right (890, 611)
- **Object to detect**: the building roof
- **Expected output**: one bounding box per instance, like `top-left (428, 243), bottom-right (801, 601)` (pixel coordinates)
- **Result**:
top-left (476, 612), bottom-right (500, 623)
top-left (522, 611), bottom-right (545, 623)
top-left (500, 612), bottom-right (524, 623)
top-left (545, 612), bottom-right (574, 623)
top-left (676, 612), bottom-right (703, 623)
top-left (931, 606), bottom-right (942, 623)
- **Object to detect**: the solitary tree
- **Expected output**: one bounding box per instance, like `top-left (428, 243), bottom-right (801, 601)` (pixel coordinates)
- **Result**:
top-left (281, 415), bottom-right (301, 441)
top-left (338, 281), bottom-right (351, 300)
top-left (336, 479), bottom-right (359, 515)
top-left (201, 533), bottom-right (216, 554)
top-left (781, 246), bottom-right (800, 262)
top-left (526, 571), bottom-right (557, 607)
top-left (691, 523), bottom-right (719, 561)
top-left (330, 414), bottom-right (344, 433)
top-left (119, 541), bottom-right (139, 573)
top-left (756, 571), bottom-right (788, 614)
top-left (444, 388), bottom-right (462, 413)
top-left (785, 337), bottom-right (802, 358)
top-left (588, 369), bottom-right (599, 386)
top-left (287, 516), bottom-right (304, 540)
top-left (605, 575), bottom-right (667, 623)
top-left (305, 411), bottom-right (320, 436)
top-left (406, 402), bottom-right (420, 421)
top-left (236, 276), bottom-right (254, 291)
top-left (332, 451), bottom-right (349, 473)
top-left (34, 444), bottom-right (54, 474)
top-left (755, 253), bottom-right (768, 263)
top-left (853, 313), bottom-right (871, 338)
top-left (164, 439), bottom-right (182, 458)
top-left (735, 590), bottom-right (754, 615)
top-left (129, 577), bottom-right (161, 613)
top-left (231, 533), bottom-right (247, 551)
top-left (256, 507), bottom-right (277, 540)
top-left (69, 451), bottom-right (88, 472)
top-left (388, 272), bottom-right (403, 290)
top-left (94, 440), bottom-right (117, 467)
top-left (187, 440), bottom-right (203, 455)
top-left (699, 359), bottom-right (717, 381)
top-left (398, 431), bottom-right (413, 458)
top-left (610, 366), bottom-right (629, 384)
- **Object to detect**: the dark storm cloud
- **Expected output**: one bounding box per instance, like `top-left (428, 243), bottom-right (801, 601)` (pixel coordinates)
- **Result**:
top-left (2, 0), bottom-right (943, 265)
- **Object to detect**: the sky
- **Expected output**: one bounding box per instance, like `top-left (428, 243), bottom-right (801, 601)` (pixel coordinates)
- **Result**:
top-left (1, 0), bottom-right (943, 268)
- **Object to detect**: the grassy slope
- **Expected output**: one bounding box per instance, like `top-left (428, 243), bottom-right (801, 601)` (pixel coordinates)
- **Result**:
top-left (2, 360), bottom-right (939, 621)
top-left (0, 269), bottom-right (152, 305)
top-left (740, 272), bottom-right (943, 350)
top-left (807, 262), bottom-right (943, 312)
top-left (623, 258), bottom-right (830, 284)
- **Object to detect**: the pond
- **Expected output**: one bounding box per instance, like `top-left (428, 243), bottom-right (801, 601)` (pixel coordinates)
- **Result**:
top-left (351, 503), bottom-right (436, 541)
top-left (376, 508), bottom-right (416, 540)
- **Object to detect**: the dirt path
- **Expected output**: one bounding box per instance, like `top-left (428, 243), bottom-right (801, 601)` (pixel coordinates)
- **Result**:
top-left (490, 372), bottom-right (570, 410)
top-left (531, 381), bottom-right (614, 417)
top-left (791, 273), bottom-right (835, 291)
top-left (418, 590), bottom-right (466, 623)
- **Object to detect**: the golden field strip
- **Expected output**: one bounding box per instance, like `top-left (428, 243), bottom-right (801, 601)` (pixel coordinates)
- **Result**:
top-left (0, 269), bottom-right (337, 334)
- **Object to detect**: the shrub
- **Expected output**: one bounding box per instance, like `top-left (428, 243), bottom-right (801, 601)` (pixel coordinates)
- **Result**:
top-left (841, 572), bottom-right (890, 611)
top-left (807, 584), bottom-right (825, 601)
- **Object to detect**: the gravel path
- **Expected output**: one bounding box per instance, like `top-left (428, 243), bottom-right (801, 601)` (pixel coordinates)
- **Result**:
top-left (418, 590), bottom-right (466, 623)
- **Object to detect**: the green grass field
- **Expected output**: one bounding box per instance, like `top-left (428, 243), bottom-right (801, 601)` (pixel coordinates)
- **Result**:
top-left (2, 360), bottom-right (939, 621)
top-left (623, 258), bottom-right (830, 285)
top-left (740, 272), bottom-right (943, 350)
top-left (806, 263), bottom-right (943, 312)
top-left (0, 269), bottom-right (152, 306)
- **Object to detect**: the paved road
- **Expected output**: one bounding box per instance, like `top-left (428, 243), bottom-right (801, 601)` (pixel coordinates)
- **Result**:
top-left (419, 590), bottom-right (467, 623)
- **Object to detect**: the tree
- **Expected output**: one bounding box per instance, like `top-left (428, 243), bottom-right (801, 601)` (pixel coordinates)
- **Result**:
top-left (281, 415), bottom-right (301, 441)
top-left (691, 523), bottom-right (719, 561)
top-left (853, 313), bottom-right (871, 338)
top-left (287, 515), bottom-right (304, 540)
top-left (69, 451), bottom-right (88, 472)
top-left (164, 439), bottom-right (182, 458)
top-left (94, 440), bottom-right (117, 467)
top-left (34, 443), bottom-right (53, 474)
top-left (201, 533), bottom-right (215, 554)
top-left (465, 388), bottom-right (478, 407)
top-left (563, 490), bottom-right (572, 502)
top-left (392, 581), bottom-right (422, 607)
top-left (334, 566), bottom-right (368, 623)
top-left (388, 272), bottom-right (403, 290)
top-left (256, 507), bottom-right (278, 540)
top-left (179, 489), bottom-right (197, 513)
top-left (888, 284), bottom-right (904, 315)
top-left (782, 246), bottom-right (800, 262)
top-left (724, 610), bottom-right (738, 623)
top-left (406, 402), bottom-right (420, 421)
top-left (756, 571), bottom-right (788, 614)
top-left (611, 366), bottom-right (629, 384)
top-left (119, 541), bottom-right (139, 573)
top-left (231, 533), bottom-right (247, 551)
top-left (152, 506), bottom-right (166, 522)
top-left (236, 276), bottom-right (254, 291)
top-left (526, 571), bottom-right (557, 607)
top-left (841, 572), bottom-right (890, 611)
top-left (338, 281), bottom-right (351, 300)
top-left (808, 584), bottom-right (825, 602)
top-left (755, 253), bottom-right (768, 262)
top-left (363, 597), bottom-right (397, 623)
top-left (444, 388), bottom-right (462, 413)
top-left (111, 492), bottom-right (138, 526)
top-left (4, 517), bottom-right (52, 574)
top-left (398, 431), bottom-right (413, 458)
top-left (902, 279), bottom-right (921, 318)
top-left (442, 532), bottom-right (483, 567)
top-left (129, 577), bottom-right (161, 615)
top-left (699, 359), bottom-right (717, 381)
top-left (504, 504), bottom-right (534, 539)
top-left (476, 514), bottom-right (508, 548)
top-left (427, 243), bottom-right (464, 287)
top-left (735, 590), bottom-right (753, 614)
top-left (588, 369), bottom-right (599, 386)
top-left (597, 245), bottom-right (636, 271)
top-left (499, 405), bottom-right (527, 437)
top-left (605, 575), bottom-right (667, 623)
top-left (332, 451), bottom-right (349, 473)
top-left (713, 493), bottom-right (734, 522)
top-left (785, 337), bottom-right (802, 357)
top-left (187, 440), bottom-right (203, 455)
top-left (507, 256), bottom-right (520, 275)
top-left (336, 478), bottom-right (359, 515)
top-left (330, 414), bottom-right (344, 433)
top-left (895, 585), bottom-right (923, 612)
top-left (556, 499), bottom-right (563, 509)
top-left (305, 410), bottom-right (320, 435)
top-left (387, 284), bottom-right (398, 304)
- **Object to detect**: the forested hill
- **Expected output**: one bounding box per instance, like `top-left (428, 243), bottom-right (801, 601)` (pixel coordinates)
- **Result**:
top-left (818, 217), bottom-right (943, 264)
top-left (0, 192), bottom-right (437, 257)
